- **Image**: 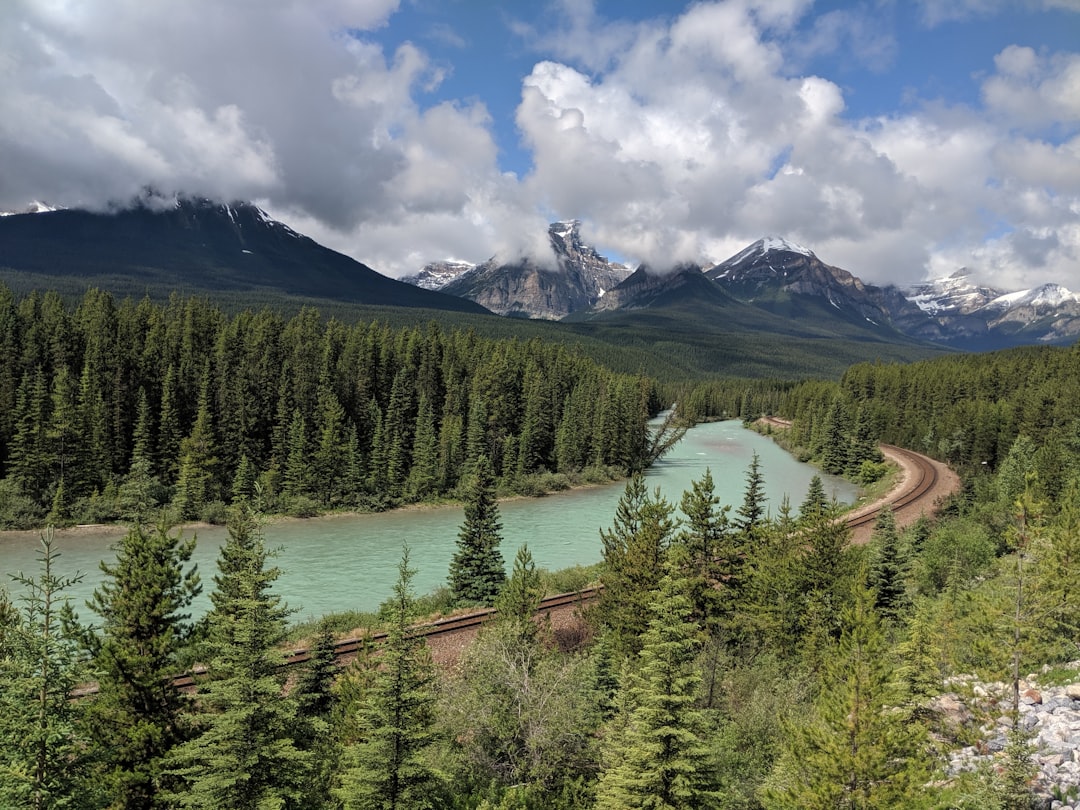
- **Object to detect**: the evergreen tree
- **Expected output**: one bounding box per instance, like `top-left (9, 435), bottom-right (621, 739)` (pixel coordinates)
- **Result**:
top-left (494, 544), bottom-right (543, 645)
top-left (595, 549), bottom-right (715, 810)
top-left (448, 455), bottom-right (506, 606)
top-left (736, 452), bottom-right (767, 536)
top-left (282, 409), bottom-right (310, 501)
top-left (800, 474), bottom-right (829, 520)
top-left (0, 529), bottom-right (89, 810)
top-left (820, 398), bottom-right (852, 475)
top-left (867, 507), bottom-right (910, 622)
top-left (595, 473), bottom-right (676, 655)
top-left (85, 520), bottom-right (202, 809)
top-left (165, 504), bottom-right (310, 809)
top-left (676, 468), bottom-right (735, 629)
top-left (292, 622), bottom-right (341, 809)
top-left (173, 381), bottom-right (218, 520)
top-left (336, 549), bottom-right (439, 809)
top-left (761, 581), bottom-right (937, 809)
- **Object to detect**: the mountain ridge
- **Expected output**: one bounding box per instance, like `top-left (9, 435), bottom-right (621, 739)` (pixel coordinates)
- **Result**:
top-left (0, 197), bottom-right (489, 314)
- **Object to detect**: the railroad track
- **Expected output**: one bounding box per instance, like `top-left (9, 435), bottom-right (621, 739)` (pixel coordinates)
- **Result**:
top-left (136, 587), bottom-right (605, 695)
top-left (843, 444), bottom-right (939, 532)
top-left (78, 438), bottom-right (947, 697)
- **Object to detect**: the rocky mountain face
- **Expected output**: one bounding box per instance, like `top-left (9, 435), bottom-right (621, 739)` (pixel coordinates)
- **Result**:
top-left (705, 237), bottom-right (941, 339)
top-left (591, 263), bottom-right (730, 312)
top-left (399, 260), bottom-right (475, 291)
top-left (408, 221), bottom-right (632, 319)
top-left (696, 238), bottom-right (1080, 349)
top-left (904, 270), bottom-right (1080, 349)
top-left (0, 197), bottom-right (488, 313)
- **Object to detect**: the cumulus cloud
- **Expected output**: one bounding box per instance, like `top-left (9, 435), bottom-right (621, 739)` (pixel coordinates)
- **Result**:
top-left (512, 2), bottom-right (1080, 287)
top-left (2, 0), bottom-right (1080, 290)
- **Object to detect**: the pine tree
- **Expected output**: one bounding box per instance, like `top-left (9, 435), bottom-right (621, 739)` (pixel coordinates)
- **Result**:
top-left (85, 520), bottom-right (202, 809)
top-left (173, 381), bottom-right (218, 520)
top-left (336, 549), bottom-right (439, 809)
top-left (867, 507), bottom-right (910, 622)
top-left (736, 452), bottom-right (767, 536)
top-left (292, 621), bottom-right (341, 810)
top-left (595, 549), bottom-right (715, 810)
top-left (282, 408), bottom-right (310, 500)
top-left (448, 455), bottom-right (506, 606)
top-left (0, 529), bottom-right (89, 810)
top-left (760, 581), bottom-right (937, 809)
top-left (494, 544), bottom-right (543, 645)
top-left (165, 504), bottom-right (310, 808)
top-left (800, 474), bottom-right (828, 520)
top-left (676, 468), bottom-right (735, 629)
top-left (595, 473), bottom-right (676, 656)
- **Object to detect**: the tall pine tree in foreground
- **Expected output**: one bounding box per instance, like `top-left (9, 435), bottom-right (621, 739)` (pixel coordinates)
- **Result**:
top-left (85, 519), bottom-right (201, 810)
top-left (166, 504), bottom-right (309, 809)
top-left (336, 548), bottom-right (440, 809)
top-left (596, 547), bottom-right (715, 810)
top-left (595, 473), bottom-right (675, 656)
top-left (761, 580), bottom-right (937, 809)
top-left (0, 530), bottom-right (89, 810)
top-left (448, 454), bottom-right (506, 606)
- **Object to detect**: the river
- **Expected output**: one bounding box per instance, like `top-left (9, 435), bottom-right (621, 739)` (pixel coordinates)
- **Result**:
top-left (0, 420), bottom-right (857, 621)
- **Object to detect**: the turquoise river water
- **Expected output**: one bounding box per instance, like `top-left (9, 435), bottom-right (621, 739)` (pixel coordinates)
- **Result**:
top-left (0, 420), bottom-right (857, 620)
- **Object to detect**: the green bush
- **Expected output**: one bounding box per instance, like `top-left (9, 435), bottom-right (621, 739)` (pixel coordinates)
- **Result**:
top-left (857, 460), bottom-right (888, 485)
top-left (199, 500), bottom-right (229, 525)
top-left (914, 517), bottom-right (997, 594)
top-left (0, 477), bottom-right (45, 529)
top-left (283, 495), bottom-right (321, 519)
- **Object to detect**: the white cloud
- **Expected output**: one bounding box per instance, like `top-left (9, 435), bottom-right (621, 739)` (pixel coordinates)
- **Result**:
top-left (2, 0), bottom-right (1079, 292)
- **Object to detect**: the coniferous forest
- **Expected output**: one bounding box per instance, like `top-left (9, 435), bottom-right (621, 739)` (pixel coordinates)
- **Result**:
top-left (4, 284), bottom-right (1080, 808)
top-left (0, 285), bottom-right (660, 528)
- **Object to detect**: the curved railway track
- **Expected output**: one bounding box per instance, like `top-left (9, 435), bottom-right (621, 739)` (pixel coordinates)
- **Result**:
top-left (77, 440), bottom-right (950, 697)
top-left (842, 444), bottom-right (939, 533)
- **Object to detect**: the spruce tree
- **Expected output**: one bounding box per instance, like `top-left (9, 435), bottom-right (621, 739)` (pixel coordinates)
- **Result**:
top-left (800, 474), bottom-right (828, 520)
top-left (165, 504), bottom-right (310, 809)
top-left (595, 548), bottom-right (715, 810)
top-left (85, 520), bottom-right (202, 809)
top-left (595, 473), bottom-right (675, 655)
top-left (676, 468), bottom-right (735, 629)
top-left (0, 529), bottom-right (89, 810)
top-left (735, 452), bottom-right (767, 535)
top-left (760, 581), bottom-right (937, 809)
top-left (867, 507), bottom-right (910, 622)
top-left (494, 544), bottom-right (543, 645)
top-left (292, 621), bottom-right (341, 809)
top-left (336, 549), bottom-right (439, 809)
top-left (448, 454), bottom-right (506, 606)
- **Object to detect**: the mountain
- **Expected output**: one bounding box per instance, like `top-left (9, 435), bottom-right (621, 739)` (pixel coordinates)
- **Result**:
top-left (0, 197), bottom-right (489, 314)
top-left (590, 263), bottom-right (740, 312)
top-left (400, 260), bottom-right (476, 291)
top-left (417, 220), bottom-right (632, 319)
top-left (563, 259), bottom-right (943, 378)
top-left (904, 271), bottom-right (1080, 349)
top-left (704, 237), bottom-right (942, 341)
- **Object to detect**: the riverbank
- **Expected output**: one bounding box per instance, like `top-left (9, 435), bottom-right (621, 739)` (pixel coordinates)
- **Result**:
top-left (0, 465), bottom-right (629, 544)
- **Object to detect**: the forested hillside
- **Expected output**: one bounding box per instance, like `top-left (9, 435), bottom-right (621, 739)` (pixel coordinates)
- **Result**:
top-left (0, 285), bottom-right (660, 528)
top-left (6, 283), bottom-right (1080, 807)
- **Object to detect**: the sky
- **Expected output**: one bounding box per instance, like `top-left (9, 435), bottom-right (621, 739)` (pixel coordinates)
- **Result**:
top-left (2, 0), bottom-right (1079, 290)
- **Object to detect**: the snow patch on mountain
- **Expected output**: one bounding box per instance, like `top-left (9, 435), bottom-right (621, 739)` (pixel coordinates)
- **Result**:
top-left (984, 283), bottom-right (1080, 311)
top-left (0, 200), bottom-right (64, 216)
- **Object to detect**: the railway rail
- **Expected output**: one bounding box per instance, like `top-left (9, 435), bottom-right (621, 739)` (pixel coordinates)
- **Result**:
top-left (76, 438), bottom-right (949, 697)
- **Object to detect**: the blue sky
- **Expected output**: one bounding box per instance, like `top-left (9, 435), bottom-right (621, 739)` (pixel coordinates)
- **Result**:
top-left (3, 0), bottom-right (1079, 288)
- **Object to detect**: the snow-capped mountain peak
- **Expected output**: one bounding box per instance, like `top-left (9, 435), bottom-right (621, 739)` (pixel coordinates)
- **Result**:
top-left (904, 268), bottom-right (1003, 316)
top-left (0, 200), bottom-right (64, 216)
top-left (760, 236), bottom-right (813, 257)
top-left (984, 283), bottom-right (1080, 311)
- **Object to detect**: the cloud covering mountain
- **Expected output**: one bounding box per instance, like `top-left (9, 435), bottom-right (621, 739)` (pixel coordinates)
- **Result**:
top-left (2, 1), bottom-right (1078, 290)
